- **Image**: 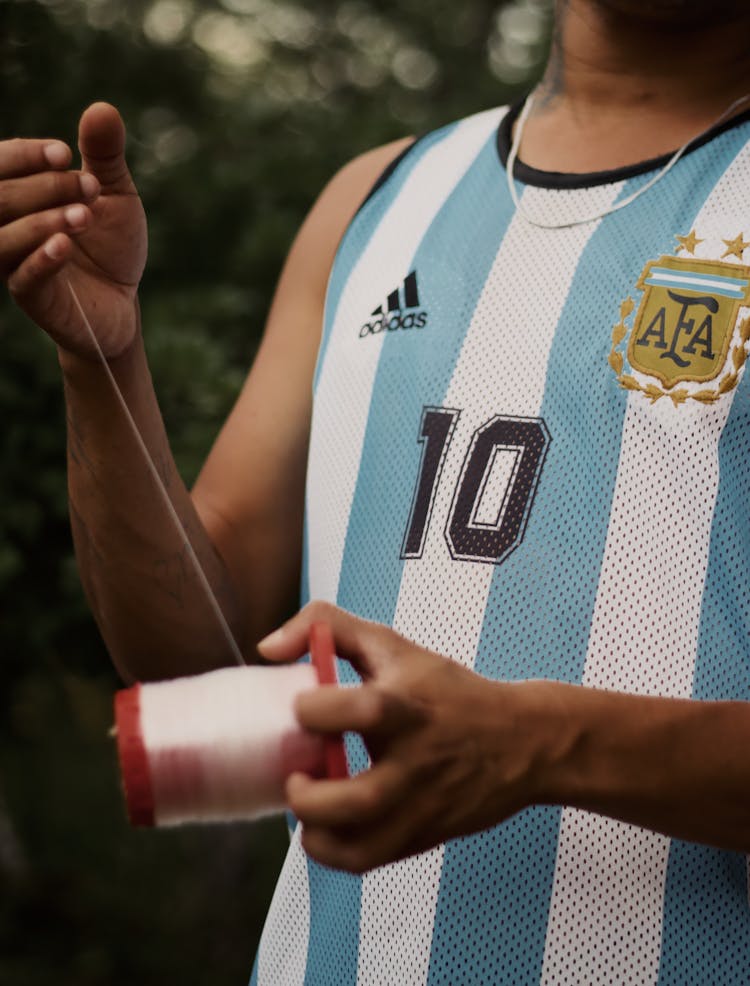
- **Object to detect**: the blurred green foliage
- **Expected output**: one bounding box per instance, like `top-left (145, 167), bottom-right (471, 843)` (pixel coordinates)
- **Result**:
top-left (0, 0), bottom-right (550, 982)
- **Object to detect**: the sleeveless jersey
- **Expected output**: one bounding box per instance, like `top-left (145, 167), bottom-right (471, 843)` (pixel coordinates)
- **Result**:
top-left (250, 104), bottom-right (750, 985)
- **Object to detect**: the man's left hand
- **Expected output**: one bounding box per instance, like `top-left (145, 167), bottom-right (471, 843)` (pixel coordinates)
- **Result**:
top-left (258, 601), bottom-right (554, 873)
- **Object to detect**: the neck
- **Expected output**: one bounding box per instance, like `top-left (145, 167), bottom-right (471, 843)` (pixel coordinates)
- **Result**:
top-left (520, 0), bottom-right (750, 172)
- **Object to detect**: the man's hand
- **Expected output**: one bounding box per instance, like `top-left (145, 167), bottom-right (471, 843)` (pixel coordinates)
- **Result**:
top-left (2, 102), bottom-right (147, 358)
top-left (258, 601), bottom-right (551, 873)
top-left (261, 602), bottom-right (750, 873)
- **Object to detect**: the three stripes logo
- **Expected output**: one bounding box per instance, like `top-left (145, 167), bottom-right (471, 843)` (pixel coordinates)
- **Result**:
top-left (359, 271), bottom-right (429, 338)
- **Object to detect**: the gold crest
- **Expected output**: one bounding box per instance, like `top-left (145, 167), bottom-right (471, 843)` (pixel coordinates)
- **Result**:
top-left (610, 249), bottom-right (750, 406)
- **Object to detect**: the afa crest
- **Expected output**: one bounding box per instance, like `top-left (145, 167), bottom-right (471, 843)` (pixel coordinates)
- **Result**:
top-left (610, 239), bottom-right (750, 405)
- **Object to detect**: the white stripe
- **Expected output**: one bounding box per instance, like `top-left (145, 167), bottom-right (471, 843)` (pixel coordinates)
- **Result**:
top-left (306, 108), bottom-right (505, 607)
top-left (257, 107), bottom-right (504, 986)
top-left (256, 827), bottom-right (310, 986)
top-left (540, 141), bottom-right (750, 986)
top-left (356, 178), bottom-right (622, 986)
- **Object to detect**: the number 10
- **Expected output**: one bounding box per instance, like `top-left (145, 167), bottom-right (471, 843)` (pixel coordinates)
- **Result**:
top-left (401, 407), bottom-right (551, 565)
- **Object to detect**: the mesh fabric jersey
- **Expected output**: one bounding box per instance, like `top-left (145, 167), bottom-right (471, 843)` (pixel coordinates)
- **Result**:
top-left (250, 103), bottom-right (750, 985)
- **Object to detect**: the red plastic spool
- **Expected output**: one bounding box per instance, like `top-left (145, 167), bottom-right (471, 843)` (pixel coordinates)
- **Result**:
top-left (309, 621), bottom-right (349, 782)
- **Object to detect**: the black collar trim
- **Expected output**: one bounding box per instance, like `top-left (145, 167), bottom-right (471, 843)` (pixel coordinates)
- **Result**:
top-left (496, 98), bottom-right (750, 190)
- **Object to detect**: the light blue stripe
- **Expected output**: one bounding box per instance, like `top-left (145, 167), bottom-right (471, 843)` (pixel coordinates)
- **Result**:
top-left (658, 342), bottom-right (750, 981)
top-left (649, 266), bottom-right (748, 288)
top-left (645, 272), bottom-right (745, 299)
top-left (646, 278), bottom-right (744, 299)
top-left (428, 134), bottom-right (729, 985)
top-left (313, 127), bottom-right (458, 393)
top-left (303, 862), bottom-right (364, 986)
top-left (303, 126), bottom-right (506, 986)
top-left (300, 508), bottom-right (310, 608)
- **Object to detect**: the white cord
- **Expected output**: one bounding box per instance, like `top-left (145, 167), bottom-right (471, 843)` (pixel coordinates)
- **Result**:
top-left (66, 280), bottom-right (245, 667)
top-left (135, 664), bottom-right (320, 825)
top-left (507, 91), bottom-right (750, 230)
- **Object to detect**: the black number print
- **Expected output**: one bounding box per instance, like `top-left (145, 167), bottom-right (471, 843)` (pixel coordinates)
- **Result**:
top-left (401, 407), bottom-right (460, 559)
top-left (402, 408), bottom-right (550, 566)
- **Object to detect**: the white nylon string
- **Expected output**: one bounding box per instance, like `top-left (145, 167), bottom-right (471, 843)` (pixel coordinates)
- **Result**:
top-left (507, 91), bottom-right (750, 229)
top-left (66, 279), bottom-right (245, 666)
top-left (137, 665), bottom-right (321, 825)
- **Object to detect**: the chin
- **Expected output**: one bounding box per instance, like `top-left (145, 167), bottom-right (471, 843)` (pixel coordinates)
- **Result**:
top-left (595, 0), bottom-right (745, 27)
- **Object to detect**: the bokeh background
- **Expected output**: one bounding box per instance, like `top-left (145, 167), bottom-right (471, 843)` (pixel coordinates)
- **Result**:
top-left (0, 0), bottom-right (551, 982)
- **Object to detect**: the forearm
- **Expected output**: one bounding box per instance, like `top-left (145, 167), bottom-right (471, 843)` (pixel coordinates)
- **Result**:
top-left (60, 312), bottom-right (244, 683)
top-left (529, 681), bottom-right (750, 852)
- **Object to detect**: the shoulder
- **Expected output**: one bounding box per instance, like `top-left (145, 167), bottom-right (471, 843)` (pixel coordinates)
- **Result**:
top-left (293, 136), bottom-right (416, 272)
top-left (296, 106), bottom-right (509, 274)
top-left (282, 102), bottom-right (513, 309)
top-left (328, 137), bottom-right (417, 202)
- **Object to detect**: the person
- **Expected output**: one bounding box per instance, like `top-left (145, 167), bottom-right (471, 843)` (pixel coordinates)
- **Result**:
top-left (3, 0), bottom-right (750, 981)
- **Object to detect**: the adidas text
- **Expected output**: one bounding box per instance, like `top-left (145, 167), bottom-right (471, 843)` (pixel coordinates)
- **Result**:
top-left (359, 311), bottom-right (428, 337)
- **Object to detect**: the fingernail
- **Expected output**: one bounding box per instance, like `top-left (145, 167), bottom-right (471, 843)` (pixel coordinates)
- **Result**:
top-left (258, 627), bottom-right (285, 651)
top-left (44, 235), bottom-right (66, 260)
top-left (43, 142), bottom-right (69, 168)
top-left (79, 172), bottom-right (99, 200)
top-left (64, 204), bottom-right (87, 229)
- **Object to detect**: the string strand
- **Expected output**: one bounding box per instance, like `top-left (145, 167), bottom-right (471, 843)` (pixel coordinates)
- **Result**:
top-left (66, 279), bottom-right (245, 667)
top-left (507, 91), bottom-right (750, 229)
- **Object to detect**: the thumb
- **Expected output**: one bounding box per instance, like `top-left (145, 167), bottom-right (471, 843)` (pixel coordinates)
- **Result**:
top-left (78, 102), bottom-right (136, 192)
top-left (257, 602), bottom-right (388, 680)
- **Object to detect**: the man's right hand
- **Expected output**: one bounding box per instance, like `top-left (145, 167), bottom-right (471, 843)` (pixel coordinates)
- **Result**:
top-left (2, 101), bottom-right (147, 359)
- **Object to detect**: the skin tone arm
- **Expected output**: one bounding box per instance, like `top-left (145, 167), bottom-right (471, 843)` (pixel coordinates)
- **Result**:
top-left (1, 101), bottom-right (412, 681)
top-left (259, 602), bottom-right (750, 874)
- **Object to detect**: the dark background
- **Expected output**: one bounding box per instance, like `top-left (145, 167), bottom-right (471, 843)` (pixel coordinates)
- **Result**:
top-left (0, 1), bottom-right (549, 982)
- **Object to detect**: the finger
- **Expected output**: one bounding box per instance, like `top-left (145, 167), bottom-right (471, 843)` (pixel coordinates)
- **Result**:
top-left (299, 824), bottom-right (365, 872)
top-left (299, 785), bottom-right (442, 873)
top-left (0, 138), bottom-right (72, 180)
top-left (258, 601), bottom-right (389, 678)
top-left (295, 683), bottom-right (421, 737)
top-left (7, 233), bottom-right (74, 308)
top-left (287, 761), bottom-right (404, 827)
top-left (78, 102), bottom-right (136, 193)
top-left (0, 170), bottom-right (99, 226)
top-left (258, 601), bottom-right (366, 666)
top-left (300, 813), bottom-right (430, 874)
top-left (1, 203), bottom-right (92, 279)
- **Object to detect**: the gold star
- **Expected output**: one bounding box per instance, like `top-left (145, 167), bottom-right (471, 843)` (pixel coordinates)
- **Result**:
top-left (722, 233), bottom-right (750, 260)
top-left (674, 229), bottom-right (703, 255)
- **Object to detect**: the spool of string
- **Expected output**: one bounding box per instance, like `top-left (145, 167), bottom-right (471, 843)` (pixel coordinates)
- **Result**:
top-left (63, 283), bottom-right (348, 826)
top-left (115, 622), bottom-right (348, 827)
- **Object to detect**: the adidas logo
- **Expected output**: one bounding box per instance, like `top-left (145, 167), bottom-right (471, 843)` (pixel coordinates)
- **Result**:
top-left (359, 271), bottom-right (429, 338)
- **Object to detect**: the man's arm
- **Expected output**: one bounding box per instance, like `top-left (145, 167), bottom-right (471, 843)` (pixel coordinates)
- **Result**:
top-left (61, 132), bottom-right (412, 683)
top-left (1, 100), bottom-right (412, 681)
top-left (258, 602), bottom-right (750, 873)
top-left (189, 135), bottom-right (413, 667)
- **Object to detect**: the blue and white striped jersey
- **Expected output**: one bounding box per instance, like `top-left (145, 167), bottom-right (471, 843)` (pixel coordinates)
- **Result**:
top-left (251, 104), bottom-right (750, 985)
